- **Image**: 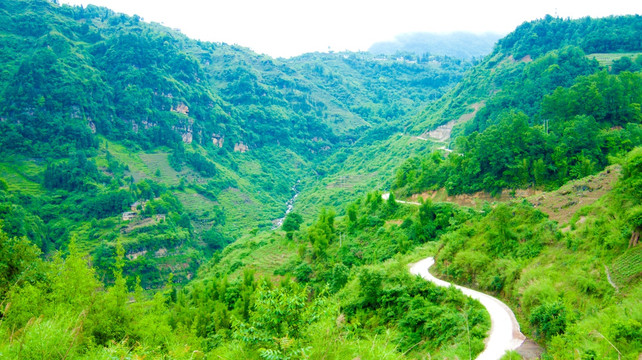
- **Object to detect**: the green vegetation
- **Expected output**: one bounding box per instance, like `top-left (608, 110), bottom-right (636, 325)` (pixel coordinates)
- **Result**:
top-left (1, 4), bottom-right (642, 360)
top-left (589, 52), bottom-right (642, 67)
top-left (0, 189), bottom-right (490, 359)
top-left (495, 15), bottom-right (642, 59)
top-left (0, 0), bottom-right (467, 288)
top-left (430, 148), bottom-right (642, 359)
top-left (397, 49), bottom-right (642, 196)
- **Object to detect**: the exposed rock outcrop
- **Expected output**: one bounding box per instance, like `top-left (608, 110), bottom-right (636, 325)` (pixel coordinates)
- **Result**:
top-left (234, 142), bottom-right (249, 152)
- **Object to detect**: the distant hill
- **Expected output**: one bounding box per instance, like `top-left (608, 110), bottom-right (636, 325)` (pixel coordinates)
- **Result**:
top-left (368, 32), bottom-right (502, 59)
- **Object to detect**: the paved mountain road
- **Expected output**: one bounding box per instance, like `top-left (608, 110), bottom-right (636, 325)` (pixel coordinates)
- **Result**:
top-left (410, 257), bottom-right (526, 360)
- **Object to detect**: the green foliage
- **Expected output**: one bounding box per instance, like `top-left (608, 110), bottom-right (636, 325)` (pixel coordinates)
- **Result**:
top-left (340, 262), bottom-right (490, 357)
top-left (281, 212), bottom-right (303, 233)
top-left (2, 5), bottom-right (642, 360)
top-left (357, 268), bottom-right (383, 308)
top-left (396, 69), bottom-right (642, 195)
top-left (430, 147), bottom-right (642, 357)
top-left (496, 15), bottom-right (642, 59)
top-left (0, 224), bottom-right (41, 301)
top-left (620, 147), bottom-right (642, 200)
top-left (530, 300), bottom-right (568, 340)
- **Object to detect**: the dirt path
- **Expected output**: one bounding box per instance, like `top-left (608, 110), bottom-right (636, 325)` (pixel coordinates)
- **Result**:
top-left (422, 101), bottom-right (485, 142)
top-left (604, 265), bottom-right (619, 291)
top-left (410, 257), bottom-right (525, 360)
top-left (382, 192), bottom-right (421, 205)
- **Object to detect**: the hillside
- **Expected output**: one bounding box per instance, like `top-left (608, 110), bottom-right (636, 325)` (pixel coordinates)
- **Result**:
top-left (1, 6), bottom-right (642, 360)
top-left (0, 0), bottom-right (467, 287)
top-left (396, 15), bottom-right (642, 198)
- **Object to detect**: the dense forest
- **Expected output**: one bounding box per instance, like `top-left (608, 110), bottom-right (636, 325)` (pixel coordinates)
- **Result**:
top-left (1, 0), bottom-right (641, 359)
top-left (0, 0), bottom-right (468, 287)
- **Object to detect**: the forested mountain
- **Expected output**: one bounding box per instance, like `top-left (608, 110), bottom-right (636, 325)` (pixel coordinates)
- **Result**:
top-left (1, 1), bottom-right (642, 359)
top-left (0, 0), bottom-right (467, 287)
top-left (397, 15), bottom-right (642, 196)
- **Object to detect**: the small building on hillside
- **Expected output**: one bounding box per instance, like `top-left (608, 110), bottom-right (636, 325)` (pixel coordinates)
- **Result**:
top-left (130, 201), bottom-right (145, 212)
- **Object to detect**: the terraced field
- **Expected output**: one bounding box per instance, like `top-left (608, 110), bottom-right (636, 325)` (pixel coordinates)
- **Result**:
top-left (610, 246), bottom-right (642, 287)
top-left (588, 52), bottom-right (642, 66)
top-left (0, 161), bottom-right (43, 195)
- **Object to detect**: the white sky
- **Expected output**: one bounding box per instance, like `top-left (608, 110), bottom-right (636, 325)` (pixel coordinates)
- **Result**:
top-left (59, 0), bottom-right (641, 58)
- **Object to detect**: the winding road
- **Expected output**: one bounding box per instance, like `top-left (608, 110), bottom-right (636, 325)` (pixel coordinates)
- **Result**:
top-left (410, 257), bottom-right (525, 360)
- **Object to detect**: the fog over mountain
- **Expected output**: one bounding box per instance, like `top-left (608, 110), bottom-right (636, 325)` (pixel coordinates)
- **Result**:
top-left (369, 32), bottom-right (502, 58)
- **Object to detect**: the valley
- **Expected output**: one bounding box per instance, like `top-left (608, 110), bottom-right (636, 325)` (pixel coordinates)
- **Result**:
top-left (0, 1), bottom-right (641, 359)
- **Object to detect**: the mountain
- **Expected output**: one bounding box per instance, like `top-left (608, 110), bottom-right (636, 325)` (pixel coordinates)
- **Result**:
top-left (368, 32), bottom-right (502, 59)
top-left (1, 3), bottom-right (641, 359)
top-left (397, 15), bottom-right (642, 196)
top-left (0, 0), bottom-right (468, 288)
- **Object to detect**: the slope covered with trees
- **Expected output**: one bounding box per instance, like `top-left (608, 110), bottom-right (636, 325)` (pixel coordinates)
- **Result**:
top-left (397, 15), bottom-right (642, 196)
top-left (0, 0), bottom-right (467, 287)
top-left (1, 4), bottom-right (642, 359)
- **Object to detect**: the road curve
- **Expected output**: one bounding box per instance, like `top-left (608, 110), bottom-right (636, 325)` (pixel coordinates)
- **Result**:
top-left (410, 257), bottom-right (525, 360)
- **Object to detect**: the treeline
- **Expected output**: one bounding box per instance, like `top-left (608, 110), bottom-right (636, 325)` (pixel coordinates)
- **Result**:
top-left (396, 62), bottom-right (642, 195)
top-left (496, 14), bottom-right (642, 59)
top-left (431, 147), bottom-right (642, 358)
top-left (0, 0), bottom-right (469, 160)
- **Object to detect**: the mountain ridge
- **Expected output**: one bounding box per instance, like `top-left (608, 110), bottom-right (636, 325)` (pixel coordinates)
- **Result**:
top-left (369, 31), bottom-right (502, 59)
top-left (0, 3), bottom-right (641, 359)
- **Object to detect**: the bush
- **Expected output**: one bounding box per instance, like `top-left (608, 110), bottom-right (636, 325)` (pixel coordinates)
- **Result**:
top-left (530, 300), bottom-right (567, 340)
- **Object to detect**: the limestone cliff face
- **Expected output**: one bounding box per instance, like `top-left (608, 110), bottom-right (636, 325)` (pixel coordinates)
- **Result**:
top-left (212, 134), bottom-right (224, 148)
top-left (181, 131), bottom-right (193, 144)
top-left (169, 104), bottom-right (193, 144)
top-left (172, 119), bottom-right (193, 144)
top-left (172, 103), bottom-right (189, 115)
top-left (87, 119), bottom-right (96, 133)
top-left (234, 142), bottom-right (249, 153)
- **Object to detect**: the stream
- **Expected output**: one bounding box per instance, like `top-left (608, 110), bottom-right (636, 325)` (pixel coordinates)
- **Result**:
top-left (271, 181), bottom-right (300, 229)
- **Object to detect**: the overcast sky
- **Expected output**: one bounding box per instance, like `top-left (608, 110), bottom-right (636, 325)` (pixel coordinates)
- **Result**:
top-left (59, 0), bottom-right (641, 58)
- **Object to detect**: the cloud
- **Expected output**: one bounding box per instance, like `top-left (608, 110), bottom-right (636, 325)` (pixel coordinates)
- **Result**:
top-left (60, 0), bottom-right (641, 58)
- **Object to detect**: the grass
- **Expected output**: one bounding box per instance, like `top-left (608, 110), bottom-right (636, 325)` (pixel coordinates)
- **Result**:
top-left (138, 152), bottom-right (183, 185)
top-left (587, 52), bottom-right (642, 66)
top-left (175, 190), bottom-right (217, 216)
top-left (100, 138), bottom-right (195, 187)
top-left (100, 139), bottom-right (149, 178)
top-left (208, 232), bottom-right (299, 281)
top-left (528, 165), bottom-right (621, 225)
top-left (296, 133), bottom-right (434, 221)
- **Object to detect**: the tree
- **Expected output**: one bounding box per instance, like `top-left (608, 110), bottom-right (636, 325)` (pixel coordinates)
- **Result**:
top-left (627, 205), bottom-right (642, 247)
top-left (0, 224), bottom-right (41, 300)
top-left (282, 212), bottom-right (303, 233)
top-left (532, 158), bottom-right (547, 186)
top-left (330, 263), bottom-right (349, 293)
top-left (358, 268), bottom-right (383, 309)
top-left (385, 192), bottom-right (399, 214)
